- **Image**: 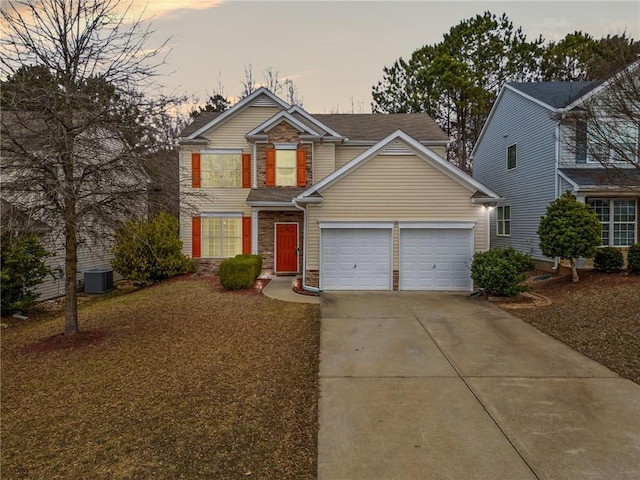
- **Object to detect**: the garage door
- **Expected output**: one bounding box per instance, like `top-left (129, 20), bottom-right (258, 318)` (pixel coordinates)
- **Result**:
top-left (399, 228), bottom-right (473, 291)
top-left (321, 228), bottom-right (392, 290)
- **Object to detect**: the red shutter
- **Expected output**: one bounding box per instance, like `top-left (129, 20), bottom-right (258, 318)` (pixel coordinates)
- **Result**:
top-left (265, 148), bottom-right (276, 186)
top-left (242, 216), bottom-right (252, 254)
top-left (191, 152), bottom-right (201, 188)
top-left (296, 148), bottom-right (307, 187)
top-left (192, 217), bottom-right (201, 258)
top-left (242, 153), bottom-right (251, 188)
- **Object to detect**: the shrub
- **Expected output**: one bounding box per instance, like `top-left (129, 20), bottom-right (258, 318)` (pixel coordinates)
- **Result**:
top-left (471, 247), bottom-right (534, 297)
top-left (111, 213), bottom-right (195, 285)
top-left (628, 243), bottom-right (640, 274)
top-left (593, 247), bottom-right (624, 273)
top-left (1, 232), bottom-right (51, 315)
top-left (219, 255), bottom-right (262, 290)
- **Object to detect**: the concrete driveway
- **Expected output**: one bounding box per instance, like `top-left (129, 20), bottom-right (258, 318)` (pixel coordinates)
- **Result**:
top-left (318, 292), bottom-right (640, 480)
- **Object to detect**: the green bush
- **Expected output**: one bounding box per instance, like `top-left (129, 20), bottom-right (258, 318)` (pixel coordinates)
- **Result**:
top-left (111, 213), bottom-right (195, 285)
top-left (1, 232), bottom-right (51, 315)
top-left (628, 243), bottom-right (640, 274)
top-left (471, 247), bottom-right (534, 297)
top-left (593, 247), bottom-right (624, 273)
top-left (219, 255), bottom-right (262, 290)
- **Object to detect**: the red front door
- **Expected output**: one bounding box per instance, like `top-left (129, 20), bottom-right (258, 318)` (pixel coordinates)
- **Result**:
top-left (276, 223), bottom-right (298, 272)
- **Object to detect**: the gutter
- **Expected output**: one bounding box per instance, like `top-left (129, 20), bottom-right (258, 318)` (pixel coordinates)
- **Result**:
top-left (292, 198), bottom-right (322, 294)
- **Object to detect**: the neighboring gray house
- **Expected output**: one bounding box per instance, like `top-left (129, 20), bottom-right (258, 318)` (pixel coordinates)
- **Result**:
top-left (472, 72), bottom-right (639, 266)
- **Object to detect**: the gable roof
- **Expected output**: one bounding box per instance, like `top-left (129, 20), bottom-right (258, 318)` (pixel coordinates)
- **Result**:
top-left (296, 130), bottom-right (498, 202)
top-left (245, 110), bottom-right (322, 138)
top-left (182, 87), bottom-right (290, 140)
top-left (314, 113), bottom-right (449, 142)
top-left (506, 81), bottom-right (603, 109)
top-left (181, 112), bottom-right (222, 137)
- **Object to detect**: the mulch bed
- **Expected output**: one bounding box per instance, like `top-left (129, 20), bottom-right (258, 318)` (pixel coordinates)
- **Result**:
top-left (492, 270), bottom-right (640, 384)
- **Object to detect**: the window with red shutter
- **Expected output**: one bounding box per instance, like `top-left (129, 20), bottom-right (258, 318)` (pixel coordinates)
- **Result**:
top-left (191, 153), bottom-right (201, 188)
top-left (265, 148), bottom-right (276, 186)
top-left (192, 216), bottom-right (201, 258)
top-left (296, 148), bottom-right (307, 187)
top-left (242, 153), bottom-right (251, 188)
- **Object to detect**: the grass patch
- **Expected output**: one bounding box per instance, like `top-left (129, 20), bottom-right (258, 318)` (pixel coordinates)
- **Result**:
top-left (1, 278), bottom-right (320, 479)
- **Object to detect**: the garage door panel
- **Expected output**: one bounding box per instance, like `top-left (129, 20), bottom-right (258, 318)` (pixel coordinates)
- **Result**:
top-left (400, 229), bottom-right (472, 291)
top-left (321, 228), bottom-right (392, 290)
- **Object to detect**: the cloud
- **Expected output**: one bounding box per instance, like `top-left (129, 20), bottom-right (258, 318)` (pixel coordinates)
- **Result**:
top-left (127, 0), bottom-right (224, 20)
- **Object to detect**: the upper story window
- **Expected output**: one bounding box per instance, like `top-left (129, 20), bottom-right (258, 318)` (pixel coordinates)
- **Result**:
top-left (201, 152), bottom-right (241, 187)
top-left (507, 144), bottom-right (517, 170)
top-left (497, 205), bottom-right (511, 236)
top-left (265, 145), bottom-right (307, 187)
top-left (577, 121), bottom-right (639, 165)
top-left (191, 151), bottom-right (250, 189)
top-left (587, 198), bottom-right (636, 246)
top-left (276, 149), bottom-right (297, 186)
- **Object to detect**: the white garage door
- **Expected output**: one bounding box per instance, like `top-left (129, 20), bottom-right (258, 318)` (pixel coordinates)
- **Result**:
top-left (321, 228), bottom-right (392, 290)
top-left (400, 228), bottom-right (473, 291)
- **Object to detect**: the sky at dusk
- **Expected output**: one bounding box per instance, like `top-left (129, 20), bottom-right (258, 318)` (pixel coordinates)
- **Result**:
top-left (135, 0), bottom-right (640, 114)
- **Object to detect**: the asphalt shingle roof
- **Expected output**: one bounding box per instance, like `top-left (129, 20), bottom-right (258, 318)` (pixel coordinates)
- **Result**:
top-left (246, 187), bottom-right (307, 204)
top-left (507, 81), bottom-right (604, 109)
top-left (181, 111), bottom-right (448, 142)
top-left (559, 168), bottom-right (640, 188)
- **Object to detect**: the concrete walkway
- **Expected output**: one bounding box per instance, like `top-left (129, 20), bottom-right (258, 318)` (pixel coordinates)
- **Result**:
top-left (318, 292), bottom-right (640, 479)
top-left (261, 275), bottom-right (320, 304)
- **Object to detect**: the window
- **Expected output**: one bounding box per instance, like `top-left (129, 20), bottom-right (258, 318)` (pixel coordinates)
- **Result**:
top-left (276, 149), bottom-right (297, 186)
top-left (201, 152), bottom-right (241, 187)
top-left (507, 144), bottom-right (517, 170)
top-left (586, 122), bottom-right (639, 164)
top-left (497, 206), bottom-right (511, 236)
top-left (588, 199), bottom-right (637, 246)
top-left (201, 216), bottom-right (242, 257)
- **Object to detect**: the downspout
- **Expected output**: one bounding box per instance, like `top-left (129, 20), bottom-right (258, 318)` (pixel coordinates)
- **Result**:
top-left (292, 198), bottom-right (322, 293)
top-left (552, 118), bottom-right (562, 270)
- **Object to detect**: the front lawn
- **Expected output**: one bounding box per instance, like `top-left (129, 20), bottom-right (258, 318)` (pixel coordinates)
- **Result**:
top-left (496, 271), bottom-right (640, 384)
top-left (1, 278), bottom-right (320, 479)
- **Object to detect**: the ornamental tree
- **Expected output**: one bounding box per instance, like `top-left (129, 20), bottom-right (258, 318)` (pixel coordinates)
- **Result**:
top-left (537, 191), bottom-right (602, 282)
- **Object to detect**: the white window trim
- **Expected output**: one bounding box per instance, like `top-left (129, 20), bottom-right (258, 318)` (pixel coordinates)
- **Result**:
top-left (496, 205), bottom-right (511, 237)
top-left (588, 198), bottom-right (637, 247)
top-left (507, 144), bottom-right (517, 171)
top-left (200, 214), bottom-right (243, 258)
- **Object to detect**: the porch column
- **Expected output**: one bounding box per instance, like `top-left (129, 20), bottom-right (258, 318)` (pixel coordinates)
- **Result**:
top-left (252, 209), bottom-right (259, 254)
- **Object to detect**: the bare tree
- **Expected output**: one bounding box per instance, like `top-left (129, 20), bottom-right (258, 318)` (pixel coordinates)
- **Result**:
top-left (558, 59), bottom-right (640, 185)
top-left (1, 0), bottom-right (179, 334)
top-left (284, 78), bottom-right (303, 107)
top-left (240, 62), bottom-right (257, 98)
top-left (262, 66), bottom-right (282, 96)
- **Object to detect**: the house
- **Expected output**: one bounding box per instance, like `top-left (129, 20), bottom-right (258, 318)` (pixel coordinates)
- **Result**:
top-left (472, 70), bottom-right (640, 267)
top-left (179, 88), bottom-right (500, 291)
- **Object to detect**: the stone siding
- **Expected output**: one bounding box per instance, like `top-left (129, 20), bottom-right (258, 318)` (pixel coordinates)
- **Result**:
top-left (305, 270), bottom-right (319, 288)
top-left (257, 211), bottom-right (304, 272)
top-left (256, 123), bottom-right (312, 188)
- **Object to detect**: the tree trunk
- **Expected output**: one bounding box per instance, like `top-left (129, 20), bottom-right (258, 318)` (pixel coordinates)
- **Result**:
top-left (64, 167), bottom-right (79, 334)
top-left (570, 258), bottom-right (579, 282)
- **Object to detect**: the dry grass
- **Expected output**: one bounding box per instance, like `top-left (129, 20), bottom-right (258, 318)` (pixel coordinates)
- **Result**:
top-left (495, 271), bottom-right (640, 384)
top-left (1, 278), bottom-right (320, 479)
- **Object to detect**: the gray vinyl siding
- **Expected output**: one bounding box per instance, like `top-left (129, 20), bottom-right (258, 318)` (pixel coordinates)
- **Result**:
top-left (473, 89), bottom-right (557, 260)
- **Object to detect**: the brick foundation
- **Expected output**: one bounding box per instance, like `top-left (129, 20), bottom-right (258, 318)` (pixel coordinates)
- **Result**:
top-left (305, 270), bottom-right (319, 288)
top-left (393, 270), bottom-right (399, 290)
top-left (194, 258), bottom-right (223, 276)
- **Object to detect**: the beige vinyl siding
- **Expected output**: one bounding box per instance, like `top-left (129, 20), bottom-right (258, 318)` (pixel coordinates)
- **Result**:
top-left (35, 237), bottom-right (121, 301)
top-left (313, 143), bottom-right (335, 183)
top-left (203, 106), bottom-right (281, 148)
top-left (426, 145), bottom-right (447, 158)
top-left (305, 153), bottom-right (486, 270)
top-left (334, 145), bottom-right (369, 168)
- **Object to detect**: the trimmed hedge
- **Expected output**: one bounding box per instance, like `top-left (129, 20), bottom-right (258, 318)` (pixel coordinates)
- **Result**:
top-left (219, 254), bottom-right (263, 290)
top-left (471, 247), bottom-right (535, 297)
top-left (593, 247), bottom-right (624, 273)
top-left (628, 243), bottom-right (640, 274)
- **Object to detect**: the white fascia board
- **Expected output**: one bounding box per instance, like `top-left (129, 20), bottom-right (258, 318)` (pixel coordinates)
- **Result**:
top-left (246, 201), bottom-right (294, 207)
top-left (201, 148), bottom-right (242, 154)
top-left (188, 87), bottom-right (290, 139)
top-left (560, 62), bottom-right (639, 112)
top-left (557, 170), bottom-right (580, 190)
top-left (299, 129), bottom-right (500, 200)
top-left (293, 196), bottom-right (323, 204)
top-left (319, 221), bottom-right (394, 229)
top-left (179, 137), bottom-right (209, 145)
top-left (504, 83), bottom-right (557, 113)
top-left (470, 86), bottom-right (507, 159)
top-left (246, 111), bottom-right (321, 137)
top-left (398, 221), bottom-right (476, 229)
top-left (287, 105), bottom-right (344, 138)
